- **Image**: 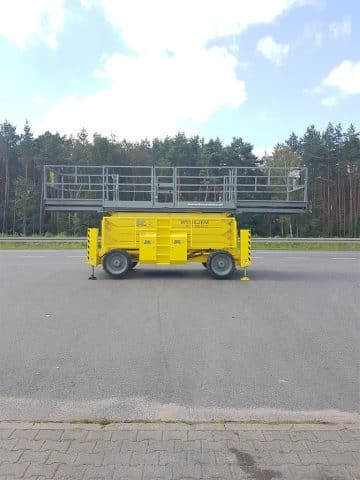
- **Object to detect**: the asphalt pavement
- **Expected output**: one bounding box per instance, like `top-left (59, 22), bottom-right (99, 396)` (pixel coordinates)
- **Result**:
top-left (0, 250), bottom-right (359, 422)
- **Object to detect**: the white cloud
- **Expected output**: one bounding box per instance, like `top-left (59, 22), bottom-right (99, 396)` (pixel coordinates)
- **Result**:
top-left (79, 0), bottom-right (93, 8)
top-left (301, 23), bottom-right (323, 48)
top-left (323, 60), bottom-right (360, 95)
top-left (38, 47), bottom-right (246, 139)
top-left (321, 96), bottom-right (338, 107)
top-left (312, 60), bottom-right (360, 106)
top-left (100, 0), bottom-right (304, 54)
top-left (37, 0), bottom-right (310, 138)
top-left (256, 36), bottom-right (290, 65)
top-left (253, 146), bottom-right (273, 158)
top-left (329, 17), bottom-right (351, 39)
top-left (301, 16), bottom-right (351, 50)
top-left (0, 0), bottom-right (65, 49)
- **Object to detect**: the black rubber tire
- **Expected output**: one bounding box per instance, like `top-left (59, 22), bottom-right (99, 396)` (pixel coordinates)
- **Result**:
top-left (207, 250), bottom-right (235, 279)
top-left (130, 261), bottom-right (138, 270)
top-left (103, 249), bottom-right (132, 278)
top-left (202, 262), bottom-right (208, 269)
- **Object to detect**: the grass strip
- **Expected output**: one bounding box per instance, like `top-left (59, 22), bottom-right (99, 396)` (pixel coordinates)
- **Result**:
top-left (253, 242), bottom-right (360, 251)
top-left (0, 242), bottom-right (86, 249)
top-left (1, 241), bottom-right (359, 251)
top-left (31, 418), bottom-right (333, 426)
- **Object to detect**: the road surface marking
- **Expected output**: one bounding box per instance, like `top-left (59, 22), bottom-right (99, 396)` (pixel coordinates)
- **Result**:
top-left (284, 256), bottom-right (307, 259)
top-left (332, 257), bottom-right (359, 260)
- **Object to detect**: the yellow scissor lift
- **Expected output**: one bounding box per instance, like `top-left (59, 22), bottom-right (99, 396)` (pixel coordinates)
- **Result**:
top-left (44, 165), bottom-right (308, 280)
top-left (87, 212), bottom-right (251, 280)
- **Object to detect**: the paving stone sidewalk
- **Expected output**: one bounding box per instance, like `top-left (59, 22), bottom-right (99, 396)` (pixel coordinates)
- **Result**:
top-left (0, 422), bottom-right (359, 480)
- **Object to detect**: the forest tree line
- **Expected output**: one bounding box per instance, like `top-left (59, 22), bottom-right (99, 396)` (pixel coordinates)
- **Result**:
top-left (0, 120), bottom-right (359, 237)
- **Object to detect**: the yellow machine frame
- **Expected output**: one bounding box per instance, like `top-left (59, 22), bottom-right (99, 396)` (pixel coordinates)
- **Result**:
top-left (87, 212), bottom-right (251, 279)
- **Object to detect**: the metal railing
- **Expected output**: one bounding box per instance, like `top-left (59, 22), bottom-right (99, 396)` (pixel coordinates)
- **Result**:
top-left (44, 165), bottom-right (308, 213)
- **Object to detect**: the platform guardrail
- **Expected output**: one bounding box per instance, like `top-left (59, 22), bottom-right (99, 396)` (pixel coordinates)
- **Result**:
top-left (43, 165), bottom-right (308, 214)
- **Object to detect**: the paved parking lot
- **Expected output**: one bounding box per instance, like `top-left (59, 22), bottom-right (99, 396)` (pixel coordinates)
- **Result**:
top-left (0, 250), bottom-right (359, 422)
top-left (0, 422), bottom-right (359, 479)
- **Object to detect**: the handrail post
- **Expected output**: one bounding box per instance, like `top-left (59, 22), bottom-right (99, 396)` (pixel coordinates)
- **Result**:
top-left (102, 166), bottom-right (105, 203)
top-left (106, 167), bottom-right (109, 201)
top-left (151, 166), bottom-right (155, 206)
top-left (234, 167), bottom-right (237, 204)
top-left (43, 165), bottom-right (47, 200)
top-left (286, 168), bottom-right (290, 201)
top-left (174, 167), bottom-right (177, 207)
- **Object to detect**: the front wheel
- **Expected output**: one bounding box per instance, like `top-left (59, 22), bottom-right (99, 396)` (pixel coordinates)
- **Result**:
top-left (207, 251), bottom-right (235, 279)
top-left (103, 249), bottom-right (132, 278)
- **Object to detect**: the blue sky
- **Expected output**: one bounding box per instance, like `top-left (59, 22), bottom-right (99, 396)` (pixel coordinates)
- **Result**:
top-left (0, 0), bottom-right (359, 155)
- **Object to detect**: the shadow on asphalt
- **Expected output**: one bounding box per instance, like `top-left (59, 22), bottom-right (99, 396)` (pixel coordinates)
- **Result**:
top-left (100, 268), bottom-right (222, 281)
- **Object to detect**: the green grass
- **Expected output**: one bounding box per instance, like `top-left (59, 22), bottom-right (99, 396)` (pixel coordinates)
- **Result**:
top-left (32, 418), bottom-right (333, 426)
top-left (0, 240), bottom-right (359, 251)
top-left (253, 242), bottom-right (360, 251)
top-left (70, 418), bottom-right (114, 426)
top-left (0, 241), bottom-right (86, 250)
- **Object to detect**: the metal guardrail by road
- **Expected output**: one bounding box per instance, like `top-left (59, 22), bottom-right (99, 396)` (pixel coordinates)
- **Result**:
top-left (1, 237), bottom-right (359, 243)
top-left (253, 237), bottom-right (360, 243)
top-left (0, 237), bottom-right (86, 243)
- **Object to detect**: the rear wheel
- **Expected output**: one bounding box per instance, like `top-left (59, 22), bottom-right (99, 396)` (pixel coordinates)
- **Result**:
top-left (207, 251), bottom-right (235, 279)
top-left (103, 249), bottom-right (132, 278)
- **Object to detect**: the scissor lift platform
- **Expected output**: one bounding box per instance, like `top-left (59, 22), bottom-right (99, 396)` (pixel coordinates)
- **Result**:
top-left (43, 165), bottom-right (308, 279)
